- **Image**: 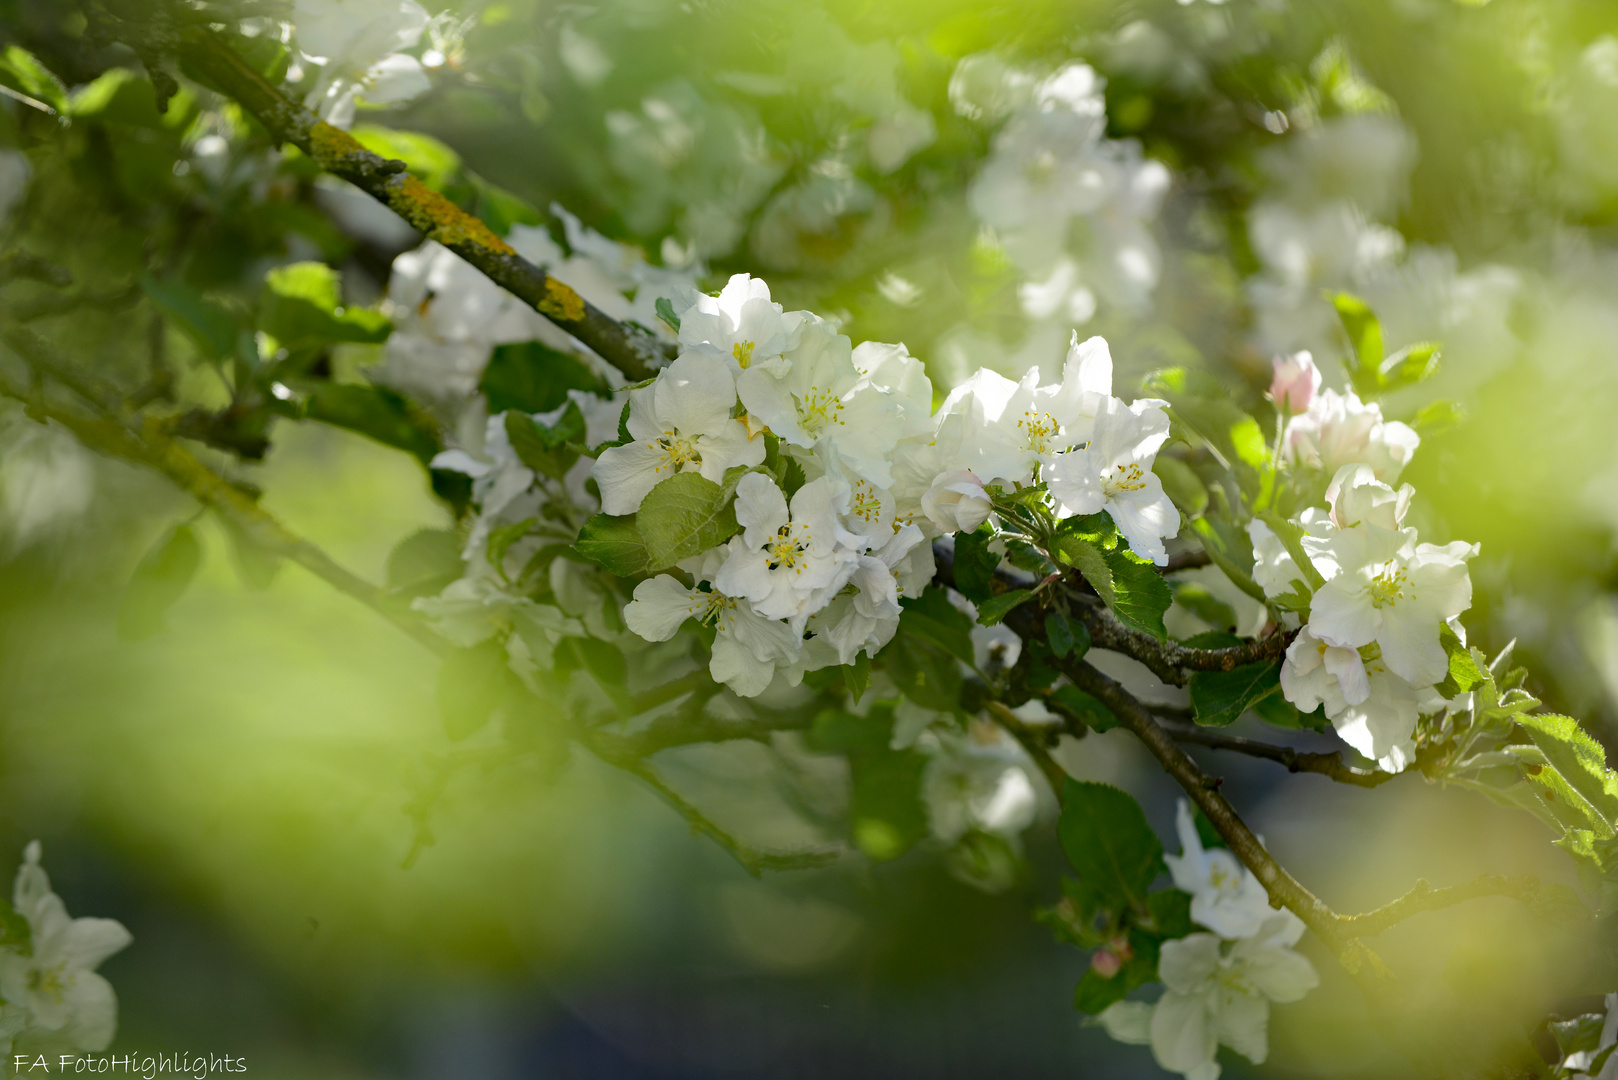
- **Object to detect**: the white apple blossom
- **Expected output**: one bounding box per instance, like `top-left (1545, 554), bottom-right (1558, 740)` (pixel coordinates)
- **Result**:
top-left (1163, 801), bottom-right (1284, 942)
top-left (922, 729), bottom-right (1041, 845)
top-left (0, 843), bottom-right (131, 1055)
top-left (1327, 658), bottom-right (1435, 773)
top-left (623, 571), bottom-right (803, 698)
top-left (714, 474), bottom-right (858, 633)
top-left (1301, 521), bottom-right (1476, 687)
top-left (676, 273), bottom-right (798, 376)
top-left (412, 575), bottom-right (585, 676)
top-left (1279, 627), bottom-right (1370, 718)
top-left (937, 333), bottom-right (1113, 487)
top-left (737, 315), bottom-right (901, 485)
top-left (1045, 395), bottom-right (1180, 564)
top-left (1102, 914), bottom-right (1318, 1080)
top-left (593, 353), bottom-right (765, 516)
top-left (1283, 388), bottom-right (1420, 484)
top-left (294, 0), bottom-right (432, 129)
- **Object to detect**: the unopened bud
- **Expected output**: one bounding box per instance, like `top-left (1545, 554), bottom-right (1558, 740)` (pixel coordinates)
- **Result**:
top-left (1090, 948), bottom-right (1123, 979)
top-left (1269, 351), bottom-right (1321, 413)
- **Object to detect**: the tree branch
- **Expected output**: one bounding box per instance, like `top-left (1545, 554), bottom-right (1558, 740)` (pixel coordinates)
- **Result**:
top-left (120, 16), bottom-right (674, 382)
top-left (1335, 874), bottom-right (1546, 939)
top-left (1158, 720), bottom-right (1399, 788)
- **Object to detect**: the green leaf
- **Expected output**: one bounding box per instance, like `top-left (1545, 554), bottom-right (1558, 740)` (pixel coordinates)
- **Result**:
top-left (952, 525), bottom-right (999, 604)
top-left (349, 125), bottom-right (462, 191)
top-left (636, 472), bottom-right (741, 570)
top-left (1229, 416), bottom-right (1269, 470)
top-left (1256, 510), bottom-right (1325, 592)
top-left (1048, 685), bottom-right (1116, 732)
top-left (844, 652), bottom-right (872, 704)
top-left (1153, 455), bottom-right (1208, 516)
top-left (438, 641), bottom-right (511, 742)
top-left (481, 341), bottom-right (607, 414)
top-left (304, 383), bottom-right (441, 464)
top-left (573, 513), bottom-right (651, 577)
top-left (976, 588), bottom-right (1033, 626)
top-left (0, 46), bottom-right (66, 113)
top-left (142, 275), bottom-right (243, 361)
top-left (1188, 661), bottom-right (1283, 728)
top-left (881, 628), bottom-right (964, 712)
top-left (779, 454), bottom-right (808, 501)
top-left (1517, 713), bottom-right (1618, 831)
top-left (259, 262), bottom-right (391, 351)
top-left (1384, 341), bottom-right (1441, 386)
top-left (487, 517), bottom-right (537, 572)
top-left (1058, 780), bottom-right (1164, 914)
top-left (1057, 531), bottom-right (1114, 606)
top-left (898, 588), bottom-right (975, 665)
top-left (505, 402), bottom-right (583, 479)
top-left (386, 528), bottom-right (464, 595)
top-left (117, 523), bottom-right (203, 640)
top-left (654, 296), bottom-right (681, 332)
top-left (1549, 1013), bottom-right (1607, 1058)
top-left (1187, 517), bottom-right (1266, 606)
top-left (850, 746), bottom-right (930, 861)
top-left (1333, 291), bottom-right (1384, 393)
top-left (1434, 622), bottom-right (1485, 698)
top-left (1047, 608), bottom-right (1084, 659)
top-left (1104, 549), bottom-right (1174, 641)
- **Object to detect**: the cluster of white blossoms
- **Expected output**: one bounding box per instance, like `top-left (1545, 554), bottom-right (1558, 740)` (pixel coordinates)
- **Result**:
top-left (1252, 352), bottom-right (1476, 772)
top-left (0, 843), bottom-right (131, 1062)
top-left (1099, 803), bottom-right (1319, 1080)
top-left (612, 274), bottom-right (1181, 697)
top-left (955, 54), bottom-right (1171, 324)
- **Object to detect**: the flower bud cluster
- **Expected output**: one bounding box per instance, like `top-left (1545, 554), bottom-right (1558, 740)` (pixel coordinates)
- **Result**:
top-left (609, 274), bottom-right (1181, 697)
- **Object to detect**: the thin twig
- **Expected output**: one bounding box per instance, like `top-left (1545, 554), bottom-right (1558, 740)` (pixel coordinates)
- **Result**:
top-left (1158, 720), bottom-right (1398, 789)
top-left (1336, 875), bottom-right (1545, 939)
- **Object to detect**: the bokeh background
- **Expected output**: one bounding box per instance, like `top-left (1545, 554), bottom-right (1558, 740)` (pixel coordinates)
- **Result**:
top-left (2, 0), bottom-right (1618, 1075)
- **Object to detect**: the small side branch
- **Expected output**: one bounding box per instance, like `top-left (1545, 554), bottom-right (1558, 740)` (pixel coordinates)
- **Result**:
top-left (1077, 602), bottom-right (1295, 687)
top-left (1337, 875), bottom-right (1545, 939)
top-left (1060, 658), bottom-right (1349, 950)
top-left (1159, 720), bottom-right (1398, 789)
top-left (595, 748), bottom-right (841, 876)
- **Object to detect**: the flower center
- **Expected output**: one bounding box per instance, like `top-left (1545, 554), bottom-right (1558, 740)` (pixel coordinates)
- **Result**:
top-left (733, 341), bottom-right (755, 369)
top-left (651, 429), bottom-right (701, 471)
top-left (795, 386), bottom-right (845, 437)
top-left (1018, 410), bottom-right (1060, 455)
top-left (851, 480), bottom-right (883, 524)
top-left (1025, 149), bottom-right (1058, 186)
top-left (1102, 462), bottom-right (1147, 495)
top-left (692, 589), bottom-right (736, 626)
top-left (1368, 563), bottom-right (1410, 609)
top-left (767, 525), bottom-right (810, 573)
top-left (28, 964), bottom-right (68, 1003)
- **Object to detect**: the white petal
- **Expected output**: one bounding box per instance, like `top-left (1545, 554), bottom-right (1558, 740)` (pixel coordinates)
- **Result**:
top-left (1097, 1000), bottom-right (1154, 1045)
top-left (1211, 985), bottom-right (1270, 1064)
top-left (623, 576), bottom-right (704, 642)
top-left (1158, 934), bottom-right (1222, 993)
top-left (1151, 990), bottom-right (1219, 1076)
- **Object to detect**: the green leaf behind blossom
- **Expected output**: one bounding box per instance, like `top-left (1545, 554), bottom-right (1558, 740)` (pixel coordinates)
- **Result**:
top-left (636, 472), bottom-right (742, 570)
top-left (1188, 660), bottom-right (1284, 728)
top-left (117, 523), bottom-right (203, 641)
top-left (1058, 780), bottom-right (1164, 915)
top-left (573, 514), bottom-right (652, 576)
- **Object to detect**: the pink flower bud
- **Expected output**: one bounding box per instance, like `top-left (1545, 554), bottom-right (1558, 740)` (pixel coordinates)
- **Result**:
top-left (1269, 351), bottom-right (1321, 413)
top-left (1090, 948), bottom-right (1123, 979)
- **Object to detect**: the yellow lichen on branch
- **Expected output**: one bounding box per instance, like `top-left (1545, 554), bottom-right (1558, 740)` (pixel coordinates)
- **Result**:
top-left (389, 175), bottom-right (515, 256)
top-left (540, 277), bottom-right (586, 322)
